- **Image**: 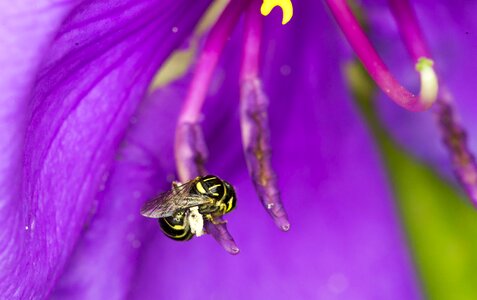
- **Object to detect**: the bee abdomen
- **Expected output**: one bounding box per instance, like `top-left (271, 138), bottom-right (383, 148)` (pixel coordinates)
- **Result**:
top-left (159, 212), bottom-right (193, 241)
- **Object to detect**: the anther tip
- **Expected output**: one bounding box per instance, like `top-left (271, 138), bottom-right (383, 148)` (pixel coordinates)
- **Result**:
top-left (273, 215), bottom-right (290, 232)
top-left (229, 247), bottom-right (241, 255)
top-left (217, 238), bottom-right (240, 255)
top-left (416, 57), bottom-right (438, 107)
top-left (281, 223), bottom-right (291, 231)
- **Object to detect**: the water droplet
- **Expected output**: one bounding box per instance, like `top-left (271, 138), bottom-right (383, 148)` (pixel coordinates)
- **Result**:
top-left (172, 27), bottom-right (179, 33)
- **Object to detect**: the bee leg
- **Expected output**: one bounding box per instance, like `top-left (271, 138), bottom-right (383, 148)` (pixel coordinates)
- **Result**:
top-left (210, 217), bottom-right (227, 225)
top-left (204, 214), bottom-right (227, 225)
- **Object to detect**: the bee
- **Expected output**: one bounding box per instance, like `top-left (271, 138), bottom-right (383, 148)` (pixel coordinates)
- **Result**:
top-left (140, 175), bottom-right (237, 241)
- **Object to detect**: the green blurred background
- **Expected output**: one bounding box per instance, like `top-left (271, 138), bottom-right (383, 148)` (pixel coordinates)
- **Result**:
top-left (347, 62), bottom-right (477, 300)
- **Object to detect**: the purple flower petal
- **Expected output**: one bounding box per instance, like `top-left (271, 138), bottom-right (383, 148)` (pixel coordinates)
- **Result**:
top-left (124, 2), bottom-right (418, 298)
top-left (51, 80), bottom-right (189, 299)
top-left (0, 0), bottom-right (76, 245)
top-left (3, 0), bottom-right (421, 298)
top-left (0, 0), bottom-right (210, 298)
top-left (0, 0), bottom-right (78, 294)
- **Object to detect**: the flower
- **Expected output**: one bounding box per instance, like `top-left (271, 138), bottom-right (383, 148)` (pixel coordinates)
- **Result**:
top-left (1, 0), bottom-right (474, 299)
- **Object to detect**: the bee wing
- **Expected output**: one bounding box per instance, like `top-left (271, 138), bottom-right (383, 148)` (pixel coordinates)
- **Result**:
top-left (140, 180), bottom-right (213, 218)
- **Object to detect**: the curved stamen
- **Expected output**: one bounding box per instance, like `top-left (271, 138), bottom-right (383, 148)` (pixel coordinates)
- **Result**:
top-left (175, 0), bottom-right (249, 254)
top-left (388, 0), bottom-right (477, 206)
top-left (416, 57), bottom-right (438, 107)
top-left (388, 0), bottom-right (437, 107)
top-left (324, 0), bottom-right (438, 112)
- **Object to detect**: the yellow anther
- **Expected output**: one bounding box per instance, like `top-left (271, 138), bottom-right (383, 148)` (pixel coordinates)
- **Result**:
top-left (261, 0), bottom-right (294, 25)
top-left (416, 57), bottom-right (438, 106)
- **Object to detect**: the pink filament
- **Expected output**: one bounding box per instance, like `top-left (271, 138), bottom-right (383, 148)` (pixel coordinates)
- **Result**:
top-left (179, 0), bottom-right (251, 124)
top-left (325, 0), bottom-right (430, 112)
top-left (241, 0), bottom-right (262, 80)
top-left (388, 0), bottom-right (431, 61)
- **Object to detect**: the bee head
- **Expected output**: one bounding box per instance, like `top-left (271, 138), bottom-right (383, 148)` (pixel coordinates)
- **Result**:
top-left (222, 181), bottom-right (237, 213)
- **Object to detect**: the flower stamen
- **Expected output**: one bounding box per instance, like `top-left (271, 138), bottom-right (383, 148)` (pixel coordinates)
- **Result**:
top-left (175, 0), bottom-right (247, 254)
top-left (178, 0), bottom-right (249, 124)
top-left (435, 96), bottom-right (477, 205)
top-left (325, 0), bottom-right (438, 112)
top-left (260, 0), bottom-right (293, 25)
top-left (388, 0), bottom-right (477, 205)
top-left (240, 79), bottom-right (290, 230)
top-left (241, 1), bottom-right (290, 231)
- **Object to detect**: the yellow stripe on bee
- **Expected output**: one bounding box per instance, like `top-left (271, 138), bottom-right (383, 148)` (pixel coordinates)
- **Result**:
top-left (203, 176), bottom-right (217, 182)
top-left (227, 196), bottom-right (234, 212)
top-left (163, 218), bottom-right (186, 230)
top-left (219, 184), bottom-right (227, 201)
top-left (209, 184), bottom-right (222, 197)
top-left (196, 181), bottom-right (207, 194)
top-left (163, 229), bottom-right (188, 239)
top-left (161, 223), bottom-right (189, 238)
